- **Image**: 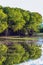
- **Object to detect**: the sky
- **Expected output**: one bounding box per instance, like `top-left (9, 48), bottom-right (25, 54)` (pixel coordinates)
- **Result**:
top-left (0, 0), bottom-right (43, 17)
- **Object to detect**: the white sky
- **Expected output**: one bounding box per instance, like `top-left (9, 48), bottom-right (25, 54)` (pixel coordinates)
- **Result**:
top-left (0, 0), bottom-right (43, 17)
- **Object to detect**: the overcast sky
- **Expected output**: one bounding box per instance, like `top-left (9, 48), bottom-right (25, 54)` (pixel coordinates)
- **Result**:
top-left (0, 0), bottom-right (43, 17)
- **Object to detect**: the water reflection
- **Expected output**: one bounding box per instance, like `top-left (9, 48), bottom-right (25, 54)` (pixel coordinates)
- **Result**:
top-left (19, 37), bottom-right (43, 65)
top-left (0, 37), bottom-right (43, 65)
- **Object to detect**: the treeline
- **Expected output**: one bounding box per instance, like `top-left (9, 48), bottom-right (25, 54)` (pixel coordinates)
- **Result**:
top-left (0, 6), bottom-right (42, 36)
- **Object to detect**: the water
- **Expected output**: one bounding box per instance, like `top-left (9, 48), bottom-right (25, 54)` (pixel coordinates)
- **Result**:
top-left (0, 37), bottom-right (43, 65)
top-left (18, 37), bottom-right (43, 65)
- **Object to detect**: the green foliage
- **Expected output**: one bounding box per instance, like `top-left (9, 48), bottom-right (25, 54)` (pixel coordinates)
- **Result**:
top-left (19, 11), bottom-right (42, 36)
top-left (3, 7), bottom-right (26, 32)
top-left (21, 10), bottom-right (30, 22)
top-left (0, 5), bottom-right (2, 9)
top-left (0, 6), bottom-right (42, 35)
top-left (0, 9), bottom-right (8, 33)
top-left (28, 12), bottom-right (42, 32)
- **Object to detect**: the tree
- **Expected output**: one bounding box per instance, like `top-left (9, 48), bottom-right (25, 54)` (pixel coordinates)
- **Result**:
top-left (19, 11), bottom-right (42, 36)
top-left (20, 10), bottom-right (31, 36)
top-left (0, 6), bottom-right (42, 36)
top-left (25, 12), bottom-right (42, 35)
top-left (0, 5), bottom-right (2, 9)
top-left (3, 7), bottom-right (26, 32)
top-left (0, 9), bottom-right (8, 33)
top-left (21, 10), bottom-right (30, 22)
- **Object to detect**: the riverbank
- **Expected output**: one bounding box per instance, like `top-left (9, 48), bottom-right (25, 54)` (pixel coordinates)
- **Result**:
top-left (0, 36), bottom-right (38, 40)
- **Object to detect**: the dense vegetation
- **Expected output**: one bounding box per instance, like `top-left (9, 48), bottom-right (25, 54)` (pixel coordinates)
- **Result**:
top-left (0, 42), bottom-right (41, 65)
top-left (0, 6), bottom-right (42, 36)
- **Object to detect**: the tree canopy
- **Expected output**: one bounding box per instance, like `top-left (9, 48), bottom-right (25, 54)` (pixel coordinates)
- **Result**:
top-left (0, 6), bottom-right (42, 36)
top-left (0, 9), bottom-right (8, 33)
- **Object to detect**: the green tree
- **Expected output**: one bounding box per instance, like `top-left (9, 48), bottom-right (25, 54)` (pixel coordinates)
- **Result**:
top-left (21, 10), bottom-right (30, 22)
top-left (0, 6), bottom-right (42, 36)
top-left (19, 10), bottom-right (31, 36)
top-left (24, 12), bottom-right (42, 35)
top-left (0, 5), bottom-right (2, 9)
top-left (0, 9), bottom-right (8, 33)
top-left (19, 11), bottom-right (42, 36)
top-left (3, 7), bottom-right (26, 32)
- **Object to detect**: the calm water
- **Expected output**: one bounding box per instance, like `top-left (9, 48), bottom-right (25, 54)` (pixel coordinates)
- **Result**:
top-left (0, 37), bottom-right (43, 65)
top-left (18, 37), bottom-right (43, 65)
